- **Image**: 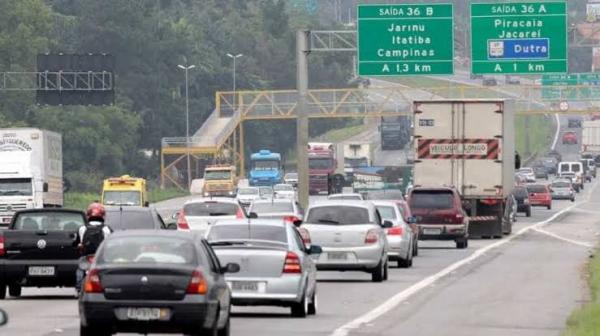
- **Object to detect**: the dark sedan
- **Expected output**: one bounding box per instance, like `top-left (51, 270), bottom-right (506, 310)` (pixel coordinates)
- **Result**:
top-left (79, 230), bottom-right (239, 336)
top-left (512, 186), bottom-right (531, 217)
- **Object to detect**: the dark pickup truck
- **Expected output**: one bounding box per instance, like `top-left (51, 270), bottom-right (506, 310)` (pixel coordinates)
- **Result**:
top-left (0, 209), bottom-right (86, 299)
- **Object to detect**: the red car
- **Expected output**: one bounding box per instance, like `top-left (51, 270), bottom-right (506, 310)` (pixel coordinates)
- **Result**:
top-left (562, 131), bottom-right (577, 145)
top-left (396, 200), bottom-right (419, 256)
top-left (526, 184), bottom-right (552, 210)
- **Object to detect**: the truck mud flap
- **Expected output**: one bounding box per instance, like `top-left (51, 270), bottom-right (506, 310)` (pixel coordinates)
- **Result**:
top-left (468, 217), bottom-right (503, 238)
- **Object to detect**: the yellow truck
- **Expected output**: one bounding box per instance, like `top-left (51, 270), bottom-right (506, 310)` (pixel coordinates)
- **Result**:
top-left (102, 175), bottom-right (148, 206)
top-left (202, 165), bottom-right (237, 197)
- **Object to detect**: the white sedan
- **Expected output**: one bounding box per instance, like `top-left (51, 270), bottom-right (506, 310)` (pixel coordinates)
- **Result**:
top-left (274, 184), bottom-right (296, 200)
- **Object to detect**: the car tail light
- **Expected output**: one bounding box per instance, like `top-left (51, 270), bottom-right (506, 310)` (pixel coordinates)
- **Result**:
top-left (83, 269), bottom-right (103, 293)
top-left (0, 236), bottom-right (4, 257)
top-left (298, 228), bottom-right (311, 245)
top-left (365, 229), bottom-right (378, 244)
top-left (481, 199), bottom-right (499, 206)
top-left (283, 216), bottom-right (300, 224)
top-left (236, 207), bottom-right (245, 219)
top-left (186, 269), bottom-right (208, 294)
top-left (282, 251), bottom-right (302, 274)
top-left (387, 227), bottom-right (403, 235)
top-left (177, 210), bottom-right (190, 230)
top-left (443, 213), bottom-right (464, 224)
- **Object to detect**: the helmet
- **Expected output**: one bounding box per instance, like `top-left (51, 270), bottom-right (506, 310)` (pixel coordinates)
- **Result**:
top-left (86, 202), bottom-right (106, 221)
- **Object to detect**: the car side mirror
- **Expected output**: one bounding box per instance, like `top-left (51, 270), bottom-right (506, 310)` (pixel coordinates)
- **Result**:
top-left (308, 245), bottom-right (323, 255)
top-left (221, 262), bottom-right (240, 274)
top-left (43, 182), bottom-right (49, 193)
top-left (78, 256), bottom-right (92, 271)
top-left (382, 220), bottom-right (394, 228)
top-left (0, 309), bottom-right (7, 326)
top-left (293, 220), bottom-right (303, 227)
top-left (408, 216), bottom-right (417, 224)
top-left (248, 212), bottom-right (258, 219)
top-left (166, 223), bottom-right (178, 230)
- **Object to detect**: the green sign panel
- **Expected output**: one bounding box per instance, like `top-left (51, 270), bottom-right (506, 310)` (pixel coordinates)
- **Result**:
top-left (542, 73), bottom-right (600, 100)
top-left (471, 2), bottom-right (567, 74)
top-left (357, 4), bottom-right (454, 76)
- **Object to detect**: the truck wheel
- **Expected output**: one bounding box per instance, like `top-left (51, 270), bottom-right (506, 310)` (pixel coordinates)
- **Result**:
top-left (8, 285), bottom-right (21, 297)
top-left (526, 207), bottom-right (532, 217)
top-left (456, 238), bottom-right (468, 249)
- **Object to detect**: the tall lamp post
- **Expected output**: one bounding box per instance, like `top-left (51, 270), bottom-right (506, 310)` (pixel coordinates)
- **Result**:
top-left (226, 53), bottom-right (243, 111)
top-left (177, 64), bottom-right (195, 191)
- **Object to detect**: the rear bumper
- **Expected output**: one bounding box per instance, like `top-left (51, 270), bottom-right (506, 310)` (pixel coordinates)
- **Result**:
top-left (0, 259), bottom-right (78, 287)
top-left (79, 294), bottom-right (219, 333)
top-left (386, 236), bottom-right (409, 259)
top-left (530, 199), bottom-right (551, 207)
top-left (552, 193), bottom-right (574, 200)
top-left (227, 275), bottom-right (304, 305)
top-left (417, 224), bottom-right (467, 240)
top-left (516, 204), bottom-right (530, 212)
top-left (314, 246), bottom-right (383, 270)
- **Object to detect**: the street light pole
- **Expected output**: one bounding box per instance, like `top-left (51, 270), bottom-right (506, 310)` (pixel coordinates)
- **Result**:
top-left (177, 64), bottom-right (195, 192)
top-left (226, 53), bottom-right (243, 111)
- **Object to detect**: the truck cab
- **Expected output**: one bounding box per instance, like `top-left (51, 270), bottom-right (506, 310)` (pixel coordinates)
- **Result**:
top-left (202, 165), bottom-right (238, 197)
top-left (102, 175), bottom-right (148, 207)
top-left (248, 150), bottom-right (282, 186)
top-left (308, 143), bottom-right (346, 195)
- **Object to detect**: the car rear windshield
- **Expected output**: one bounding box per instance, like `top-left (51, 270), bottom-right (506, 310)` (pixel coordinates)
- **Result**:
top-left (306, 206), bottom-right (371, 225)
top-left (13, 212), bottom-right (85, 231)
top-left (184, 202), bottom-right (239, 216)
top-left (251, 202), bottom-right (293, 213)
top-left (376, 206), bottom-right (397, 220)
top-left (513, 187), bottom-right (528, 197)
top-left (207, 225), bottom-right (287, 243)
top-left (409, 190), bottom-right (455, 210)
top-left (97, 236), bottom-right (197, 265)
top-left (552, 182), bottom-right (570, 188)
top-left (105, 210), bottom-right (157, 230)
top-left (527, 185), bottom-right (547, 193)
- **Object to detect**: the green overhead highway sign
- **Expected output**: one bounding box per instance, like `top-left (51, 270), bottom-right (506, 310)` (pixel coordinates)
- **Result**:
top-left (471, 2), bottom-right (567, 75)
top-left (542, 73), bottom-right (600, 100)
top-left (357, 4), bottom-right (454, 76)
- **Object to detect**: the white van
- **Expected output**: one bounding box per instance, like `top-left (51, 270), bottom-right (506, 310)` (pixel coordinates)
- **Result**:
top-left (558, 161), bottom-right (584, 190)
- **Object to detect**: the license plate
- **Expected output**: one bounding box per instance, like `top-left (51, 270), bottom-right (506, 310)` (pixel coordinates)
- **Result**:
top-left (231, 281), bottom-right (259, 292)
top-left (28, 266), bottom-right (55, 276)
top-left (2, 218), bottom-right (10, 224)
top-left (327, 252), bottom-right (348, 260)
top-left (126, 308), bottom-right (166, 321)
top-left (423, 228), bottom-right (442, 235)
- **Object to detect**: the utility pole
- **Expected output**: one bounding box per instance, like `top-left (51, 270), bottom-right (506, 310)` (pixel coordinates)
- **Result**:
top-left (296, 30), bottom-right (310, 209)
top-left (177, 64), bottom-right (195, 191)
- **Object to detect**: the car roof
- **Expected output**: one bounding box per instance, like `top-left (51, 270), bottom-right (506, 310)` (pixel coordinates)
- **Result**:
top-left (14, 208), bottom-right (85, 215)
top-left (108, 229), bottom-right (195, 240)
top-left (210, 219), bottom-right (287, 228)
top-left (308, 200), bottom-right (374, 210)
top-left (184, 197), bottom-right (241, 205)
top-left (105, 206), bottom-right (154, 213)
top-left (371, 200), bottom-right (401, 207)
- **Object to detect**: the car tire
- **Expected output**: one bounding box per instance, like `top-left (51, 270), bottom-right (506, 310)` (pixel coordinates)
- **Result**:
top-left (8, 285), bottom-right (21, 298)
top-left (547, 204), bottom-right (552, 210)
top-left (456, 238), bottom-right (468, 249)
top-left (571, 197), bottom-right (575, 202)
top-left (371, 259), bottom-right (385, 282)
top-left (526, 207), bottom-right (532, 217)
top-left (413, 239), bottom-right (419, 257)
top-left (0, 284), bottom-right (5, 300)
top-left (80, 324), bottom-right (111, 336)
top-left (307, 289), bottom-right (317, 315)
top-left (291, 291), bottom-right (308, 318)
top-left (398, 247), bottom-right (413, 268)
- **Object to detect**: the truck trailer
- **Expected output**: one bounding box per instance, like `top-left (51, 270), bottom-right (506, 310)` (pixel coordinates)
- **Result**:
top-left (581, 120), bottom-right (600, 159)
top-left (412, 100), bottom-right (515, 238)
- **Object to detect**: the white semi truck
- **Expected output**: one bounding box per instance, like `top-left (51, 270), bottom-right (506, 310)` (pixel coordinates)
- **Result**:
top-left (343, 142), bottom-right (374, 168)
top-left (581, 120), bottom-right (600, 158)
top-left (0, 128), bottom-right (63, 226)
top-left (413, 100), bottom-right (515, 237)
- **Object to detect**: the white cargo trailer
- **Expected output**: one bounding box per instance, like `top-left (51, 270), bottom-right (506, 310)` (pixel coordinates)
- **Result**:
top-left (413, 100), bottom-right (515, 237)
top-left (0, 128), bottom-right (63, 226)
top-left (581, 120), bottom-right (600, 157)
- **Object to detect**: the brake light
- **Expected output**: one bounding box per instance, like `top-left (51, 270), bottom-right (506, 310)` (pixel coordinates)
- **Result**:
top-left (177, 210), bottom-right (190, 230)
top-left (0, 236), bottom-right (4, 257)
top-left (236, 208), bottom-right (245, 219)
top-left (83, 269), bottom-right (103, 293)
top-left (365, 229), bottom-right (378, 244)
top-left (186, 269), bottom-right (208, 294)
top-left (283, 216), bottom-right (300, 224)
top-left (444, 213), bottom-right (464, 224)
top-left (282, 251), bottom-right (302, 274)
top-left (481, 199), bottom-right (499, 206)
top-left (386, 227), bottom-right (403, 235)
top-left (298, 228), bottom-right (311, 245)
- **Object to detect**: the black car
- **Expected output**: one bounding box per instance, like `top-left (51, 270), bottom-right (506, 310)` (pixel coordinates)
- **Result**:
top-left (512, 186), bottom-right (531, 217)
top-left (0, 209), bottom-right (86, 298)
top-left (79, 230), bottom-right (239, 336)
top-left (568, 118), bottom-right (582, 128)
top-left (104, 206), bottom-right (169, 231)
top-left (482, 77), bottom-right (498, 86)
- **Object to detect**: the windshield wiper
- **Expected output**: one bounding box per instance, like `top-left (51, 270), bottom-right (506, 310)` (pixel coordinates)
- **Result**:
top-left (209, 241), bottom-right (248, 246)
top-left (317, 219), bottom-right (340, 224)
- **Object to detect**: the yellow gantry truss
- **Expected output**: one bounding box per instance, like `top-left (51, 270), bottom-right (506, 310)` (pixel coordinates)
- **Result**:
top-left (161, 84), bottom-right (600, 189)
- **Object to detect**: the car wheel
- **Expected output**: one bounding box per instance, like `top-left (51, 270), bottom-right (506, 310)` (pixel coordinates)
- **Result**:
top-left (383, 260), bottom-right (389, 280)
top-left (456, 238), bottom-right (468, 249)
top-left (526, 207), bottom-right (532, 217)
top-left (8, 285), bottom-right (21, 298)
top-left (571, 197), bottom-right (575, 202)
top-left (291, 291), bottom-right (308, 318)
top-left (0, 284), bottom-right (5, 300)
top-left (413, 239), bottom-right (419, 257)
top-left (398, 247), bottom-right (413, 268)
top-left (371, 259), bottom-right (385, 282)
top-left (308, 289), bottom-right (317, 315)
top-left (217, 316), bottom-right (230, 336)
top-left (547, 204), bottom-right (552, 210)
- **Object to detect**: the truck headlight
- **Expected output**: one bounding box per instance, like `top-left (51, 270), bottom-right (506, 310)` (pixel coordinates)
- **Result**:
top-left (228, 191), bottom-right (234, 195)
top-left (204, 192), bottom-right (210, 197)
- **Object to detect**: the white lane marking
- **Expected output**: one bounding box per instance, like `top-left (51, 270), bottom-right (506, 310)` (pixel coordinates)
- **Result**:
top-left (532, 227), bottom-right (594, 248)
top-left (551, 113), bottom-right (561, 151)
top-left (331, 180), bottom-right (598, 336)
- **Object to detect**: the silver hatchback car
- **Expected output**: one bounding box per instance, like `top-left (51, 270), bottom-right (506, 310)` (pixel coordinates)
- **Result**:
top-left (301, 201), bottom-right (391, 282)
top-left (206, 220), bottom-right (320, 317)
top-left (372, 201), bottom-right (414, 268)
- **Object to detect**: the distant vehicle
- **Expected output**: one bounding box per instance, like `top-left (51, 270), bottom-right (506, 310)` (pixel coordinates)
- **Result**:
top-left (372, 201), bottom-right (414, 268)
top-left (558, 162), bottom-right (584, 191)
top-left (284, 172), bottom-right (298, 187)
top-left (308, 142), bottom-right (345, 195)
top-left (202, 165), bottom-right (237, 197)
top-left (514, 173), bottom-right (527, 186)
top-left (503, 194), bottom-right (517, 234)
top-left (249, 150), bottom-right (283, 187)
top-left (547, 150), bottom-right (562, 163)
top-left (102, 175), bottom-right (148, 207)
top-left (533, 166), bottom-right (549, 179)
top-left (517, 167), bottom-right (536, 182)
top-left (236, 186), bottom-right (261, 208)
top-left (104, 206), bottom-right (167, 231)
top-left (258, 186), bottom-right (274, 199)
top-left (559, 172), bottom-right (579, 193)
top-left (584, 158), bottom-right (597, 178)
top-left (482, 77), bottom-right (497, 86)
top-left (562, 131), bottom-right (578, 145)
top-left (540, 156), bottom-right (558, 174)
top-left (0, 128), bottom-right (63, 227)
top-left (248, 199), bottom-right (303, 222)
top-left (273, 183), bottom-right (296, 200)
top-left (395, 200), bottom-right (419, 256)
top-left (407, 187), bottom-right (469, 249)
top-left (470, 73), bottom-right (484, 80)
top-left (511, 186), bottom-right (531, 217)
top-left (302, 201), bottom-right (391, 282)
top-left (327, 193), bottom-right (364, 201)
top-left (526, 184), bottom-right (552, 210)
top-left (177, 198), bottom-right (246, 232)
top-left (568, 118), bottom-right (582, 128)
top-left (550, 179), bottom-right (575, 202)
top-left (207, 220), bottom-right (319, 317)
top-left (505, 75), bottom-right (520, 84)
top-left (0, 209), bottom-right (86, 298)
top-left (78, 230), bottom-right (238, 336)
top-left (365, 189), bottom-right (405, 201)
top-left (380, 116), bottom-right (411, 150)
top-left (580, 158), bottom-right (594, 182)
top-left (343, 142), bottom-right (374, 168)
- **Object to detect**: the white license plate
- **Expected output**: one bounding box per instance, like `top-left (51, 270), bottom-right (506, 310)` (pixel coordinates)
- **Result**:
top-left (423, 228), bottom-right (442, 235)
top-left (231, 281), bottom-right (259, 292)
top-left (2, 217), bottom-right (10, 224)
top-left (327, 252), bottom-right (348, 260)
top-left (28, 266), bottom-right (55, 276)
top-left (126, 308), bottom-right (166, 321)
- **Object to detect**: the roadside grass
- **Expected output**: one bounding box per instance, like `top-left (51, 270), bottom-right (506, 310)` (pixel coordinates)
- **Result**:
top-left (64, 188), bottom-right (187, 211)
top-left (515, 115), bottom-right (553, 157)
top-left (313, 123), bottom-right (368, 143)
top-left (563, 252), bottom-right (600, 335)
